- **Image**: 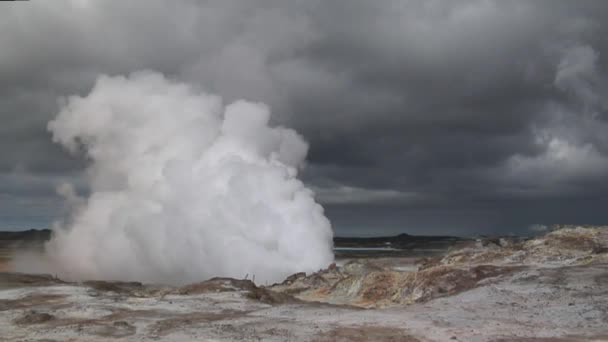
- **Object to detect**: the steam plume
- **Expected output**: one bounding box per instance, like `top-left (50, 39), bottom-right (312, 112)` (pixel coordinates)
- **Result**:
top-left (41, 71), bottom-right (334, 284)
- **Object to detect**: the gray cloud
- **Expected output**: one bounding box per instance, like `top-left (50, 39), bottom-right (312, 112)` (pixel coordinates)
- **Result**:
top-left (1, 0), bottom-right (608, 234)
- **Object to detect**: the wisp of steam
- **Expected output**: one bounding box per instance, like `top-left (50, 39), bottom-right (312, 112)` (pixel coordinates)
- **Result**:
top-left (38, 71), bottom-right (334, 284)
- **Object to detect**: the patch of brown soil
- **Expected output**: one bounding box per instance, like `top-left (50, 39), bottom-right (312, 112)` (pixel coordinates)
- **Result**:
top-left (83, 280), bottom-right (170, 298)
top-left (12, 308), bottom-right (153, 338)
top-left (359, 272), bottom-right (398, 303)
top-left (542, 233), bottom-right (601, 251)
top-left (549, 228), bottom-right (606, 248)
top-left (84, 280), bottom-right (144, 293)
top-left (398, 265), bottom-right (521, 304)
top-left (0, 293), bottom-right (66, 311)
top-left (77, 320), bottom-right (137, 338)
top-left (99, 307), bottom-right (173, 322)
top-left (147, 310), bottom-right (247, 336)
top-left (46, 317), bottom-right (138, 338)
top-left (0, 260), bottom-right (9, 272)
top-left (0, 272), bottom-right (65, 288)
top-left (13, 310), bottom-right (56, 325)
top-left (313, 326), bottom-right (420, 342)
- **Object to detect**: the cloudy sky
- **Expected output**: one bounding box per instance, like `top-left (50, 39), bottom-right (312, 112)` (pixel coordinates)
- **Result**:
top-left (1, 0), bottom-right (607, 236)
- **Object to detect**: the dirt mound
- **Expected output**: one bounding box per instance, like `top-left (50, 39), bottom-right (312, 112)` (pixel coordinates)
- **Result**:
top-left (176, 277), bottom-right (256, 294)
top-left (84, 280), bottom-right (168, 298)
top-left (246, 285), bottom-right (301, 304)
top-left (267, 260), bottom-right (519, 307)
top-left (85, 280), bottom-right (143, 293)
top-left (528, 226), bottom-right (608, 261)
top-left (171, 276), bottom-right (301, 305)
top-left (13, 310), bottom-right (55, 325)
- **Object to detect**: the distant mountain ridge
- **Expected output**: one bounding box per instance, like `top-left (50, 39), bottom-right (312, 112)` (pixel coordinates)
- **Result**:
top-left (0, 229), bottom-right (51, 251)
top-left (334, 233), bottom-right (469, 249)
top-left (0, 229), bottom-right (51, 241)
top-left (0, 229), bottom-right (468, 245)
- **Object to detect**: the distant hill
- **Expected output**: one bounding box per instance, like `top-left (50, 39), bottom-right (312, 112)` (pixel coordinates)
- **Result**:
top-left (333, 233), bottom-right (469, 249)
top-left (0, 229), bottom-right (51, 247)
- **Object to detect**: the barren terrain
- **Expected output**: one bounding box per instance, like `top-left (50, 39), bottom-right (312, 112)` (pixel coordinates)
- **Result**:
top-left (1, 226), bottom-right (607, 341)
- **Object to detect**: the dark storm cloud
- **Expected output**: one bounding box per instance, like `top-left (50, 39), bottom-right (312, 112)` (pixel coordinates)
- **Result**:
top-left (1, 0), bottom-right (607, 234)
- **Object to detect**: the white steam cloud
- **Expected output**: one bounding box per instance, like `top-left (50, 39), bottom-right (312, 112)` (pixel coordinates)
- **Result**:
top-left (40, 71), bottom-right (333, 284)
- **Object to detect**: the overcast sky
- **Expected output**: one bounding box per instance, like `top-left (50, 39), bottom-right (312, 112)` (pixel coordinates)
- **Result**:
top-left (1, 0), bottom-right (607, 236)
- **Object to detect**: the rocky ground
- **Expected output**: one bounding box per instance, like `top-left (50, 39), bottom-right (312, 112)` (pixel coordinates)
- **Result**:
top-left (1, 226), bottom-right (607, 341)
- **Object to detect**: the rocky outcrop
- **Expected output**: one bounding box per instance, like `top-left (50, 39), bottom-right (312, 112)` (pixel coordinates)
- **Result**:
top-left (268, 260), bottom-right (520, 307)
top-left (267, 226), bottom-right (608, 308)
top-left (432, 225), bottom-right (608, 268)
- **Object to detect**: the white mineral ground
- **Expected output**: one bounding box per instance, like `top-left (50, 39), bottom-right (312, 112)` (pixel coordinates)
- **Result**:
top-left (1, 226), bottom-right (608, 341)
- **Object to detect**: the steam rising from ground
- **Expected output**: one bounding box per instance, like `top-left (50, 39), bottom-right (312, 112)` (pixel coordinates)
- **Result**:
top-left (31, 71), bottom-right (334, 284)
